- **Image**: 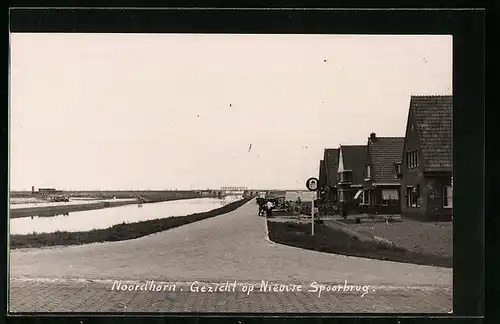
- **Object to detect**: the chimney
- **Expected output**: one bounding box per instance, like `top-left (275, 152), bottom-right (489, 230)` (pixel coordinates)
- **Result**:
top-left (369, 133), bottom-right (377, 142)
top-left (31, 186), bottom-right (35, 194)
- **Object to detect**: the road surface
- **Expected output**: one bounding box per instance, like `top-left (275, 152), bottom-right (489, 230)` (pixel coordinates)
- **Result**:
top-left (9, 199), bottom-right (452, 313)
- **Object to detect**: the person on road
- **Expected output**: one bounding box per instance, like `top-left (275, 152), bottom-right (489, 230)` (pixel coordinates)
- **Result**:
top-left (257, 198), bottom-right (266, 216)
top-left (266, 200), bottom-right (274, 217)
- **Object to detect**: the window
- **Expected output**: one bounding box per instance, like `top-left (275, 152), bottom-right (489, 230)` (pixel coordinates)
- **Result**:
top-left (382, 189), bottom-right (399, 206)
top-left (406, 150), bottom-right (420, 169)
top-left (443, 184), bottom-right (453, 208)
top-left (339, 171), bottom-right (352, 183)
top-left (366, 165), bottom-right (371, 179)
top-left (394, 162), bottom-right (402, 178)
top-left (405, 185), bottom-right (420, 207)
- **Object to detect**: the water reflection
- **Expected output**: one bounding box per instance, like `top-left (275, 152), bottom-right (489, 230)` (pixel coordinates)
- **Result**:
top-left (11, 196), bottom-right (242, 235)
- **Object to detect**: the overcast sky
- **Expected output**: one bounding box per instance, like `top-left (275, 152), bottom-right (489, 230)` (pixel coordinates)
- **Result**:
top-left (10, 33), bottom-right (452, 191)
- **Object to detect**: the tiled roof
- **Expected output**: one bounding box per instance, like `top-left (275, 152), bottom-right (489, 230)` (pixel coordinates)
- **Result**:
top-left (323, 149), bottom-right (339, 187)
top-left (409, 95), bottom-right (453, 171)
top-left (340, 145), bottom-right (366, 185)
top-left (367, 137), bottom-right (405, 182)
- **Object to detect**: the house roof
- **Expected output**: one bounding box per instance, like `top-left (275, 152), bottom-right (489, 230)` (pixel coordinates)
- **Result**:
top-left (409, 95), bottom-right (453, 171)
top-left (339, 145), bottom-right (366, 185)
top-left (367, 136), bottom-right (405, 183)
top-left (323, 148), bottom-right (339, 187)
top-left (318, 160), bottom-right (326, 186)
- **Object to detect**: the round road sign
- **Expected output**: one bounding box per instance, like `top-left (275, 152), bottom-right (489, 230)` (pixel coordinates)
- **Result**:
top-left (306, 177), bottom-right (319, 191)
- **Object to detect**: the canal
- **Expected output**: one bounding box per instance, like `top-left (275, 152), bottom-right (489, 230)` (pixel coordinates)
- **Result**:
top-left (10, 196), bottom-right (243, 235)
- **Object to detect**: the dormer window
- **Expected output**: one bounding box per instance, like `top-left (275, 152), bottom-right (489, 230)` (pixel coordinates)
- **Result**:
top-left (394, 162), bottom-right (402, 178)
top-left (365, 165), bottom-right (371, 181)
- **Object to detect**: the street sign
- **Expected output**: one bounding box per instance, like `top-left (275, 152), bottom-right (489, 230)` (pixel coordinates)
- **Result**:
top-left (305, 177), bottom-right (319, 236)
top-left (306, 177), bottom-right (319, 191)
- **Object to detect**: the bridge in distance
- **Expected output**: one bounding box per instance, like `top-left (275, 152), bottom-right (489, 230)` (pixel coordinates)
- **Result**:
top-left (197, 187), bottom-right (310, 197)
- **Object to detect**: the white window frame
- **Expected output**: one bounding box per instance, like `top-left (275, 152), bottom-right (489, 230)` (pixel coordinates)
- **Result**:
top-left (443, 184), bottom-right (453, 208)
top-left (366, 165), bottom-right (371, 179)
top-left (407, 150), bottom-right (419, 169)
top-left (406, 186), bottom-right (420, 208)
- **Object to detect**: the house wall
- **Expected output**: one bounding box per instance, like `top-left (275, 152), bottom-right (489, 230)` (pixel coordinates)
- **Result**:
top-left (421, 174), bottom-right (453, 221)
top-left (400, 110), bottom-right (453, 221)
top-left (400, 110), bottom-right (427, 220)
top-left (359, 186), bottom-right (401, 215)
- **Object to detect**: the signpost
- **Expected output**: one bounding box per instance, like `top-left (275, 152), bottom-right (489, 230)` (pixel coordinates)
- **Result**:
top-left (306, 177), bottom-right (319, 236)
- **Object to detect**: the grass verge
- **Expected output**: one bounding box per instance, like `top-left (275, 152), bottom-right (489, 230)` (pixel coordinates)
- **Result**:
top-left (267, 220), bottom-right (452, 268)
top-left (11, 197), bottom-right (252, 249)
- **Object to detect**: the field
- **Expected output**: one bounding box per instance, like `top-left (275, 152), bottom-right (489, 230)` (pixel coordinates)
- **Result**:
top-left (344, 219), bottom-right (453, 257)
top-left (10, 190), bottom-right (199, 200)
top-left (267, 220), bottom-right (452, 268)
top-left (10, 197), bottom-right (49, 205)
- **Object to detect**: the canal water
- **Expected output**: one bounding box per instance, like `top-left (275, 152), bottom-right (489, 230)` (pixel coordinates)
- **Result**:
top-left (10, 196), bottom-right (243, 235)
top-left (10, 198), bottom-right (137, 209)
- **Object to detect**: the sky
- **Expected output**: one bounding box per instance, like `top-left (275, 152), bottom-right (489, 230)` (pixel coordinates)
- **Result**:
top-left (9, 33), bottom-right (452, 191)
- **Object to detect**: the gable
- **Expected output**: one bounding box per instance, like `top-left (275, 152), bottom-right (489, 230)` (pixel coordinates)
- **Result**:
top-left (318, 160), bottom-right (326, 185)
top-left (339, 145), bottom-right (367, 185)
top-left (323, 149), bottom-right (339, 187)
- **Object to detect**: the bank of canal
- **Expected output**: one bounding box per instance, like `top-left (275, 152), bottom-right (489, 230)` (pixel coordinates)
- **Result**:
top-left (10, 196), bottom-right (244, 235)
top-left (10, 196), bottom-right (252, 249)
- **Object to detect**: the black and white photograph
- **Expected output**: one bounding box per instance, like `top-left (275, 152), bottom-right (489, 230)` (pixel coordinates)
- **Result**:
top-left (9, 32), bottom-right (453, 313)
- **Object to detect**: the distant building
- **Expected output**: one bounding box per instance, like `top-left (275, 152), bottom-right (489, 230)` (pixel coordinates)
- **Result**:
top-left (318, 160), bottom-right (328, 201)
top-left (360, 133), bottom-right (405, 215)
top-left (323, 148), bottom-right (339, 203)
top-left (400, 95), bottom-right (452, 221)
top-left (337, 144), bottom-right (367, 214)
top-left (38, 188), bottom-right (57, 193)
top-left (285, 191), bottom-right (315, 202)
top-left (37, 188), bottom-right (62, 198)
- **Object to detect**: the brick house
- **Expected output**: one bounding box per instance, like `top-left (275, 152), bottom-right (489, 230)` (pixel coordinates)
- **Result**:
top-left (318, 159), bottom-right (326, 199)
top-left (400, 95), bottom-right (453, 221)
top-left (336, 145), bottom-right (366, 214)
top-left (323, 148), bottom-right (339, 203)
top-left (359, 133), bottom-right (405, 215)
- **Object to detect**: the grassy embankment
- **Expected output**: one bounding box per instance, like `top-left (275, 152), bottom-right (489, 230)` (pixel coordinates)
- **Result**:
top-left (11, 197), bottom-right (252, 249)
top-left (267, 220), bottom-right (452, 268)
